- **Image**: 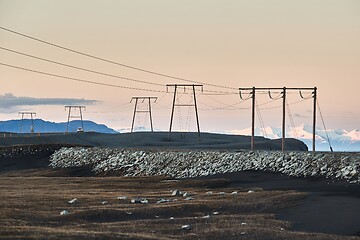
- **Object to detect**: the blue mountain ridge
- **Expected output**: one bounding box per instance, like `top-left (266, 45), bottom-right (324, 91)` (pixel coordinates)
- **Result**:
top-left (0, 119), bottom-right (118, 134)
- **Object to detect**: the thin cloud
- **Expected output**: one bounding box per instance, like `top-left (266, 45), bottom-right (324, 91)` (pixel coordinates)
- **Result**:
top-left (0, 93), bottom-right (99, 113)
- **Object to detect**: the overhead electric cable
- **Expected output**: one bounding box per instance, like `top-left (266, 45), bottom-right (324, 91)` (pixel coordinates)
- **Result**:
top-left (317, 99), bottom-right (333, 152)
top-left (200, 90), bottom-right (239, 95)
top-left (197, 99), bottom-right (250, 111)
top-left (259, 99), bottom-right (307, 110)
top-left (299, 90), bottom-right (314, 99)
top-left (0, 26), bottom-right (237, 90)
top-left (268, 90), bottom-right (283, 100)
top-left (256, 99), bottom-right (277, 107)
top-left (239, 90), bottom-right (253, 100)
top-left (0, 46), bottom-right (237, 95)
top-left (286, 99), bottom-right (298, 138)
top-left (0, 46), bottom-right (164, 87)
top-left (87, 102), bottom-right (133, 113)
top-left (203, 94), bottom-right (243, 106)
top-left (256, 100), bottom-right (267, 138)
top-left (0, 62), bottom-right (166, 93)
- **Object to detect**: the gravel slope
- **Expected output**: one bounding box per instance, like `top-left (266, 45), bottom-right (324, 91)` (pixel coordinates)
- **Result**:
top-left (50, 148), bottom-right (360, 183)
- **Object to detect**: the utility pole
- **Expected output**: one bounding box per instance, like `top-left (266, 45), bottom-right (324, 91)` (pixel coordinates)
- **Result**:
top-left (19, 112), bottom-right (36, 133)
top-left (130, 96), bottom-right (157, 132)
top-left (282, 87), bottom-right (286, 151)
top-left (239, 87), bottom-right (317, 151)
top-left (251, 87), bottom-right (255, 150)
top-left (65, 106), bottom-right (86, 133)
top-left (166, 84), bottom-right (203, 141)
top-left (312, 87), bottom-right (317, 152)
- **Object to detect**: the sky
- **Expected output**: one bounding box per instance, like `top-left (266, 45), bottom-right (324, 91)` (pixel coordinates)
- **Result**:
top-left (0, 0), bottom-right (359, 132)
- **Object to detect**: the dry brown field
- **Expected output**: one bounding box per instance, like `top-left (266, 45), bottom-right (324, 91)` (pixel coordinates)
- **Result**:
top-left (0, 144), bottom-right (359, 239)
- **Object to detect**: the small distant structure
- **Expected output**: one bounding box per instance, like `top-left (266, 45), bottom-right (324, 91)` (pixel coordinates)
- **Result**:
top-left (65, 106), bottom-right (86, 133)
top-left (18, 112), bottom-right (36, 133)
top-left (130, 97), bottom-right (157, 133)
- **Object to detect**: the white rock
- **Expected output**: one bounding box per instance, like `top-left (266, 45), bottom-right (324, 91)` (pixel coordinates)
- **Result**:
top-left (141, 198), bottom-right (149, 204)
top-left (172, 190), bottom-right (182, 196)
top-left (183, 192), bottom-right (193, 197)
top-left (157, 198), bottom-right (171, 204)
top-left (181, 224), bottom-right (191, 230)
top-left (68, 198), bottom-right (78, 204)
top-left (131, 198), bottom-right (148, 204)
top-left (60, 210), bottom-right (69, 215)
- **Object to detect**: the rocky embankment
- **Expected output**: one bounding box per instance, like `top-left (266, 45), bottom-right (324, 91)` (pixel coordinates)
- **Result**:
top-left (49, 148), bottom-right (360, 183)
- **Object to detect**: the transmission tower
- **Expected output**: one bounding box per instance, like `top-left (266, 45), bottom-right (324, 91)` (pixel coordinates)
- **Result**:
top-left (18, 112), bottom-right (36, 133)
top-left (130, 96), bottom-right (157, 132)
top-left (65, 106), bottom-right (86, 133)
top-left (166, 84), bottom-right (203, 141)
top-left (239, 87), bottom-right (317, 152)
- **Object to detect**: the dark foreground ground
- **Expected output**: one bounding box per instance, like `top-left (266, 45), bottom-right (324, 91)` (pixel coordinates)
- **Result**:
top-left (0, 144), bottom-right (359, 240)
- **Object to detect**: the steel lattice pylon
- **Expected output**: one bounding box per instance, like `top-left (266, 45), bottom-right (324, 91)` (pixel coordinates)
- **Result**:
top-left (166, 84), bottom-right (203, 141)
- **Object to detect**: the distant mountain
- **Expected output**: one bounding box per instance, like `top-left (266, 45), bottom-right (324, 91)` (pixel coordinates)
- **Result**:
top-left (224, 124), bottom-right (360, 152)
top-left (0, 119), bottom-right (118, 134)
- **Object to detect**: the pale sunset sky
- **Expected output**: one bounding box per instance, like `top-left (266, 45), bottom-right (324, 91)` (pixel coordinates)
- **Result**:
top-left (0, 0), bottom-right (359, 132)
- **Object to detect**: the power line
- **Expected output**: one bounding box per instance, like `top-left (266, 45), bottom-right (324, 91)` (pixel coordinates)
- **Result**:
top-left (259, 99), bottom-right (307, 110)
top-left (200, 90), bottom-right (240, 95)
top-left (286, 98), bottom-right (298, 139)
top-left (0, 46), bottom-right (164, 87)
top-left (87, 102), bottom-right (133, 113)
top-left (203, 93), bottom-right (241, 106)
top-left (256, 99), bottom-right (278, 107)
top-left (153, 93), bottom-right (172, 109)
top-left (0, 26), bottom-right (237, 90)
top-left (0, 62), bottom-right (166, 93)
top-left (201, 90), bottom-right (239, 95)
top-left (317, 99), bottom-right (333, 152)
top-left (197, 99), bottom-right (251, 111)
top-left (0, 46), bottom-right (236, 95)
top-left (164, 84), bottom-right (238, 95)
top-left (256, 100), bottom-right (267, 138)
